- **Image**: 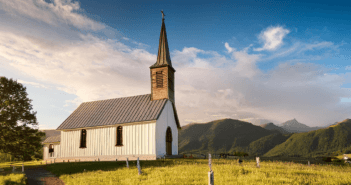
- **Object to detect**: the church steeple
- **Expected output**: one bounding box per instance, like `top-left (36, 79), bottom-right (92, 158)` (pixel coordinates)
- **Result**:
top-left (150, 11), bottom-right (175, 103)
top-left (150, 11), bottom-right (175, 71)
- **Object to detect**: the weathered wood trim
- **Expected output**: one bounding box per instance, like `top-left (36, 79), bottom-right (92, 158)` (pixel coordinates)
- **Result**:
top-left (57, 120), bottom-right (156, 131)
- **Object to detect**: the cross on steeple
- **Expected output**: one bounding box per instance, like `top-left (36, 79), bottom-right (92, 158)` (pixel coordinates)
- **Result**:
top-left (161, 10), bottom-right (165, 20)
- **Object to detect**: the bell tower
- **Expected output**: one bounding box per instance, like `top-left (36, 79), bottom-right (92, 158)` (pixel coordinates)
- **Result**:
top-left (150, 11), bottom-right (175, 103)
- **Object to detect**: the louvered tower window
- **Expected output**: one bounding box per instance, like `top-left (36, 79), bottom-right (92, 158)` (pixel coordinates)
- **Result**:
top-left (156, 71), bottom-right (163, 88)
top-left (80, 129), bottom-right (87, 148)
top-left (116, 126), bottom-right (123, 146)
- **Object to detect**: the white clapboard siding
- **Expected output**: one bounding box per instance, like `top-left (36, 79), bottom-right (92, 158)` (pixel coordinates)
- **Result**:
top-left (54, 144), bottom-right (61, 158)
top-left (60, 122), bottom-right (156, 158)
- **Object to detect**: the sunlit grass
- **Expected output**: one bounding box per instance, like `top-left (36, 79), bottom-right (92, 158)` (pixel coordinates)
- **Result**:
top-left (41, 159), bottom-right (351, 185)
top-left (0, 173), bottom-right (27, 185)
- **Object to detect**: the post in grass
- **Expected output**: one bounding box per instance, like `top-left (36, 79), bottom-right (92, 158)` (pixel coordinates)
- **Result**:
top-left (126, 157), bottom-right (129, 168)
top-left (137, 157), bottom-right (142, 175)
top-left (22, 162), bottom-right (24, 172)
top-left (256, 157), bottom-right (260, 168)
top-left (308, 161), bottom-right (310, 166)
top-left (208, 154), bottom-right (214, 185)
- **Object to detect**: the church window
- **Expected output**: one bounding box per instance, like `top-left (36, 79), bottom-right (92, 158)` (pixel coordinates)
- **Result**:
top-left (49, 144), bottom-right (54, 157)
top-left (80, 129), bottom-right (87, 148)
top-left (156, 71), bottom-right (163, 88)
top-left (116, 126), bottom-right (123, 146)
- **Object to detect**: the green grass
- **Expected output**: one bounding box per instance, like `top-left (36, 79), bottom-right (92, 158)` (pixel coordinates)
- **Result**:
top-left (0, 161), bottom-right (43, 185)
top-left (0, 173), bottom-right (27, 185)
top-left (41, 159), bottom-right (351, 185)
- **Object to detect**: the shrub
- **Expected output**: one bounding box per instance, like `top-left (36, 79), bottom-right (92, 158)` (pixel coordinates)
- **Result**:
top-left (322, 157), bottom-right (332, 162)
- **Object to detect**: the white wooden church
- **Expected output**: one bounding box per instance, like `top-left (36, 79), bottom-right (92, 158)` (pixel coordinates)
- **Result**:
top-left (42, 15), bottom-right (180, 161)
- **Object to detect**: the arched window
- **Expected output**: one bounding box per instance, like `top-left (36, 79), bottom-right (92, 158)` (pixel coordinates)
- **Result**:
top-left (166, 127), bottom-right (172, 155)
top-left (49, 144), bottom-right (54, 157)
top-left (116, 126), bottom-right (123, 146)
top-left (80, 129), bottom-right (87, 148)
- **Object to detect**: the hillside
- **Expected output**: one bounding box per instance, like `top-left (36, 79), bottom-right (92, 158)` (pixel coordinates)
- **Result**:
top-left (248, 133), bottom-right (293, 156)
top-left (260, 122), bottom-right (290, 134)
top-left (264, 119), bottom-right (351, 157)
top-left (178, 119), bottom-right (282, 154)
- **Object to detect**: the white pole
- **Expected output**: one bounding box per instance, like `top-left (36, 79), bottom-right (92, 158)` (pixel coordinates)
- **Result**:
top-left (208, 154), bottom-right (214, 185)
top-left (256, 157), bottom-right (260, 168)
top-left (22, 163), bottom-right (24, 172)
top-left (308, 161), bottom-right (310, 166)
top-left (126, 158), bottom-right (129, 168)
top-left (137, 157), bottom-right (142, 175)
top-left (208, 171), bottom-right (214, 185)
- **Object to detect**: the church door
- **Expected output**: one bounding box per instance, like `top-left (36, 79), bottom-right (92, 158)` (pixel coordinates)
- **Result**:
top-left (166, 127), bottom-right (172, 155)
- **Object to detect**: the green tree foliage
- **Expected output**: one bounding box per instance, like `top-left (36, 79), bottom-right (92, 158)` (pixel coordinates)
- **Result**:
top-left (0, 77), bottom-right (45, 161)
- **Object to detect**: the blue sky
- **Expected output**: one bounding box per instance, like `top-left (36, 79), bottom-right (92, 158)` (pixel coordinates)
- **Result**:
top-left (0, 0), bottom-right (350, 129)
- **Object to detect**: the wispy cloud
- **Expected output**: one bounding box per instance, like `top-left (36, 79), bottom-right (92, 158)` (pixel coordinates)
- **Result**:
top-left (254, 26), bottom-right (290, 51)
top-left (17, 80), bottom-right (49, 89)
top-left (0, 0), bottom-right (104, 31)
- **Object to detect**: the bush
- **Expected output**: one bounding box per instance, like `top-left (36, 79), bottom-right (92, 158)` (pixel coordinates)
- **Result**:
top-left (322, 157), bottom-right (332, 162)
top-left (332, 159), bottom-right (343, 163)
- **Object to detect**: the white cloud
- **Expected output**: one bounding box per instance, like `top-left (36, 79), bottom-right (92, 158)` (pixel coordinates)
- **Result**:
top-left (254, 26), bottom-right (290, 51)
top-left (225, 42), bottom-right (234, 53)
top-left (0, 0), bottom-right (104, 31)
top-left (346, 66), bottom-right (351, 70)
top-left (17, 80), bottom-right (49, 89)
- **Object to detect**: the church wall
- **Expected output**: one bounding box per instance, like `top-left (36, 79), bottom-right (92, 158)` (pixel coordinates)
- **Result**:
top-left (155, 100), bottom-right (178, 157)
top-left (43, 143), bottom-right (61, 160)
top-left (60, 122), bottom-right (156, 158)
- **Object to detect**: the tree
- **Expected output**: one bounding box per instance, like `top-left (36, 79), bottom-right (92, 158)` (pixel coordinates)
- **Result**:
top-left (0, 77), bottom-right (45, 161)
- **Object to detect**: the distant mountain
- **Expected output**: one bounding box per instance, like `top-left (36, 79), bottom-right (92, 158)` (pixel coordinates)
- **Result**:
top-left (260, 122), bottom-right (291, 134)
top-left (264, 119), bottom-right (351, 157)
top-left (178, 119), bottom-right (283, 154)
top-left (278, 118), bottom-right (324, 133)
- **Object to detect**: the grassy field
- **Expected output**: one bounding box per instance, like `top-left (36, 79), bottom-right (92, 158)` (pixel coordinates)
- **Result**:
top-left (0, 161), bottom-right (43, 185)
top-left (40, 158), bottom-right (351, 185)
top-left (1, 158), bottom-right (351, 185)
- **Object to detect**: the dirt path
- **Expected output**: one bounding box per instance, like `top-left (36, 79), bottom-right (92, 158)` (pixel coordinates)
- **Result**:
top-left (24, 167), bottom-right (64, 185)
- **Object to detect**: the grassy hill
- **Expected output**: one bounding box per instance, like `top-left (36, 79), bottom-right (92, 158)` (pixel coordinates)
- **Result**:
top-left (248, 133), bottom-right (293, 156)
top-left (179, 119), bottom-right (283, 154)
top-left (264, 119), bottom-right (351, 157)
top-left (260, 122), bottom-right (290, 134)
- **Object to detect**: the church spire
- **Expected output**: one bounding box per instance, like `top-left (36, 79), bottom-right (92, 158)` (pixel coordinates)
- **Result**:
top-left (150, 11), bottom-right (175, 71)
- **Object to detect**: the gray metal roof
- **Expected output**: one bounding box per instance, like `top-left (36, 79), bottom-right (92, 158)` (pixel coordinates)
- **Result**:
top-left (42, 135), bottom-right (60, 143)
top-left (57, 94), bottom-right (177, 130)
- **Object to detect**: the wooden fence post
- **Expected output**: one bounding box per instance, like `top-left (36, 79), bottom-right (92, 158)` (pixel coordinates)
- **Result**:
top-left (126, 158), bottom-right (129, 168)
top-left (137, 157), bottom-right (142, 175)
top-left (22, 162), bottom-right (24, 172)
top-left (308, 161), bottom-right (310, 166)
top-left (256, 157), bottom-right (260, 168)
top-left (12, 165), bottom-right (15, 172)
top-left (208, 154), bottom-right (214, 185)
